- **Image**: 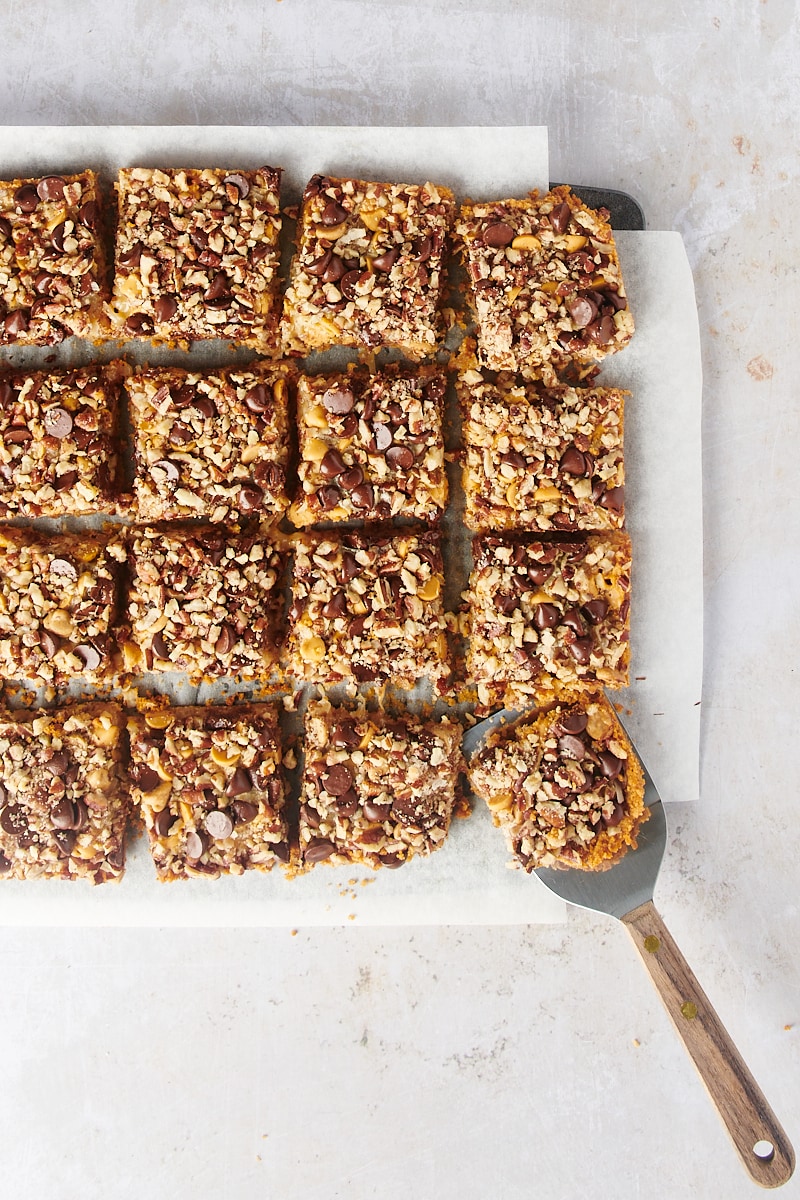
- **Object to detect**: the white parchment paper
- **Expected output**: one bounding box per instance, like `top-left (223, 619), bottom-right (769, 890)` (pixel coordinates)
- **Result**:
top-left (0, 128), bottom-right (701, 926)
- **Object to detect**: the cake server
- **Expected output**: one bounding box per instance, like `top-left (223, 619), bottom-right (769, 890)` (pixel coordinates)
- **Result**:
top-left (463, 711), bottom-right (795, 1189)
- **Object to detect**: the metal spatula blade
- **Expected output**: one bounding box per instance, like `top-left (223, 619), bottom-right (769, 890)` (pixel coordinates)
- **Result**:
top-left (464, 709), bottom-right (795, 1188)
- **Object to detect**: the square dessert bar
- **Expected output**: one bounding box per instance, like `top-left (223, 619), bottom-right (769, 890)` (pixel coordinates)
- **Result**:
top-left (0, 169), bottom-right (110, 346)
top-left (0, 703), bottom-right (129, 883)
top-left (127, 361), bottom-right (293, 523)
top-left (458, 369), bottom-right (626, 532)
top-left (467, 693), bottom-right (647, 872)
top-left (128, 704), bottom-right (288, 880)
top-left (126, 525), bottom-right (284, 682)
top-left (466, 532), bottom-right (631, 712)
top-left (0, 362), bottom-right (125, 518)
top-left (110, 166), bottom-right (282, 352)
top-left (299, 701), bottom-right (464, 870)
top-left (282, 174), bottom-right (455, 358)
top-left (288, 528), bottom-right (450, 691)
top-left (0, 528), bottom-right (126, 686)
top-left (289, 364), bottom-right (448, 526)
top-left (457, 185), bottom-right (634, 373)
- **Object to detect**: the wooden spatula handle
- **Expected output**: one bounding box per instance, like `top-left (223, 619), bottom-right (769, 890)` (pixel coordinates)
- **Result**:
top-left (623, 900), bottom-right (794, 1188)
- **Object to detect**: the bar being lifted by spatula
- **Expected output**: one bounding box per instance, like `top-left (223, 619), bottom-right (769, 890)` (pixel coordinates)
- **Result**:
top-left (464, 697), bottom-right (795, 1189)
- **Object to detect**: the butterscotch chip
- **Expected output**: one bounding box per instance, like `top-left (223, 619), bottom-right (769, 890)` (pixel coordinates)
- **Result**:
top-left (109, 166), bottom-right (282, 352)
top-left (458, 369), bottom-right (626, 532)
top-left (128, 704), bottom-right (288, 880)
top-left (282, 174), bottom-right (455, 359)
top-left (126, 525), bottom-right (284, 683)
top-left (0, 362), bottom-right (126, 517)
top-left (0, 703), bottom-right (129, 883)
top-left (0, 170), bottom-right (110, 346)
top-left (468, 694), bottom-right (647, 871)
top-left (127, 361), bottom-right (293, 523)
top-left (466, 532), bottom-right (631, 712)
top-left (299, 701), bottom-right (464, 870)
top-left (290, 364), bottom-right (447, 526)
top-left (0, 528), bottom-right (126, 685)
top-left (287, 528), bottom-right (451, 691)
top-left (457, 185), bottom-right (634, 373)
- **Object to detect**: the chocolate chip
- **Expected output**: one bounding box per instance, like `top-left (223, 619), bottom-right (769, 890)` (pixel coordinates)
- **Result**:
top-left (118, 243), bottom-right (143, 271)
top-left (582, 598), bottom-right (609, 624)
top-left (322, 386), bottom-right (355, 416)
top-left (559, 711), bottom-right (588, 735)
top-left (136, 765), bottom-right (163, 793)
top-left (483, 221), bottom-right (515, 248)
top-left (560, 609), bottom-right (585, 635)
top-left (350, 483), bottom-right (374, 509)
top-left (385, 445), bottom-right (414, 470)
top-left (14, 185), bottom-right (39, 212)
top-left (39, 630), bottom-right (62, 657)
top-left (331, 719), bottom-right (360, 749)
top-left (152, 633), bottom-right (169, 660)
top-left (558, 733), bottom-right (586, 760)
top-left (214, 624), bottom-right (235, 656)
top-left (598, 751), bottom-right (624, 780)
top-left (4, 311), bottom-right (29, 337)
top-left (244, 384), bottom-right (270, 413)
top-left (204, 272), bottom-right (231, 303)
top-left (0, 805), bottom-right (28, 837)
top-left (0, 217), bottom-right (12, 239)
top-left (500, 450), bottom-right (527, 470)
top-left (378, 853), bottom-right (405, 868)
top-left (0, 851), bottom-right (12, 873)
top-left (205, 810), bottom-right (234, 840)
top-left (338, 466), bottom-right (364, 491)
top-left (322, 592), bottom-right (348, 620)
top-left (341, 551), bottom-right (360, 582)
top-left (534, 602), bottom-right (560, 630)
top-left (227, 767), bottom-right (253, 797)
top-left (49, 797), bottom-right (75, 830)
top-left (125, 313), bottom-right (152, 336)
top-left (323, 762), bottom-right (354, 796)
top-left (526, 561), bottom-right (551, 586)
top-left (340, 270), bottom-right (362, 300)
top-left (306, 249), bottom-right (333, 278)
top-left (322, 254), bottom-right (347, 283)
top-left (184, 831), bottom-right (207, 860)
top-left (317, 484), bottom-right (341, 511)
top-left (550, 201), bottom-right (571, 234)
top-left (599, 485), bottom-right (624, 513)
top-left (152, 807), bottom-right (173, 838)
top-left (223, 173), bottom-right (250, 199)
top-left (54, 830), bottom-right (77, 856)
top-left (168, 421), bottom-right (191, 446)
top-left (154, 295), bottom-right (178, 323)
top-left (44, 407), bottom-right (73, 439)
top-left (78, 200), bottom-right (100, 230)
top-left (152, 458), bottom-right (180, 483)
top-left (411, 235), bottom-right (433, 262)
top-left (50, 222), bottom-right (68, 253)
top-left (334, 788), bottom-right (359, 818)
top-left (372, 423), bottom-right (392, 451)
top-left (567, 297), bottom-right (597, 329)
top-left (37, 175), bottom-right (66, 202)
top-left (304, 837), bottom-right (336, 864)
top-left (49, 557), bottom-right (77, 580)
top-left (568, 638), bottom-right (593, 665)
top-left (372, 248), bottom-right (398, 272)
top-left (586, 314), bottom-right (615, 345)
top-left (560, 445), bottom-right (589, 476)
top-left (75, 644), bottom-right (101, 671)
top-left (4, 424), bottom-right (31, 444)
top-left (238, 483), bottom-right (264, 513)
top-left (233, 800), bottom-right (259, 825)
top-left (319, 448), bottom-right (346, 478)
top-left (320, 200), bottom-right (348, 226)
top-left (363, 800), bottom-right (392, 822)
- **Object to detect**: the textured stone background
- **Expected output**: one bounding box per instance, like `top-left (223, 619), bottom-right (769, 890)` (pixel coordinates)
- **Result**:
top-left (1, 3), bottom-right (799, 1197)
